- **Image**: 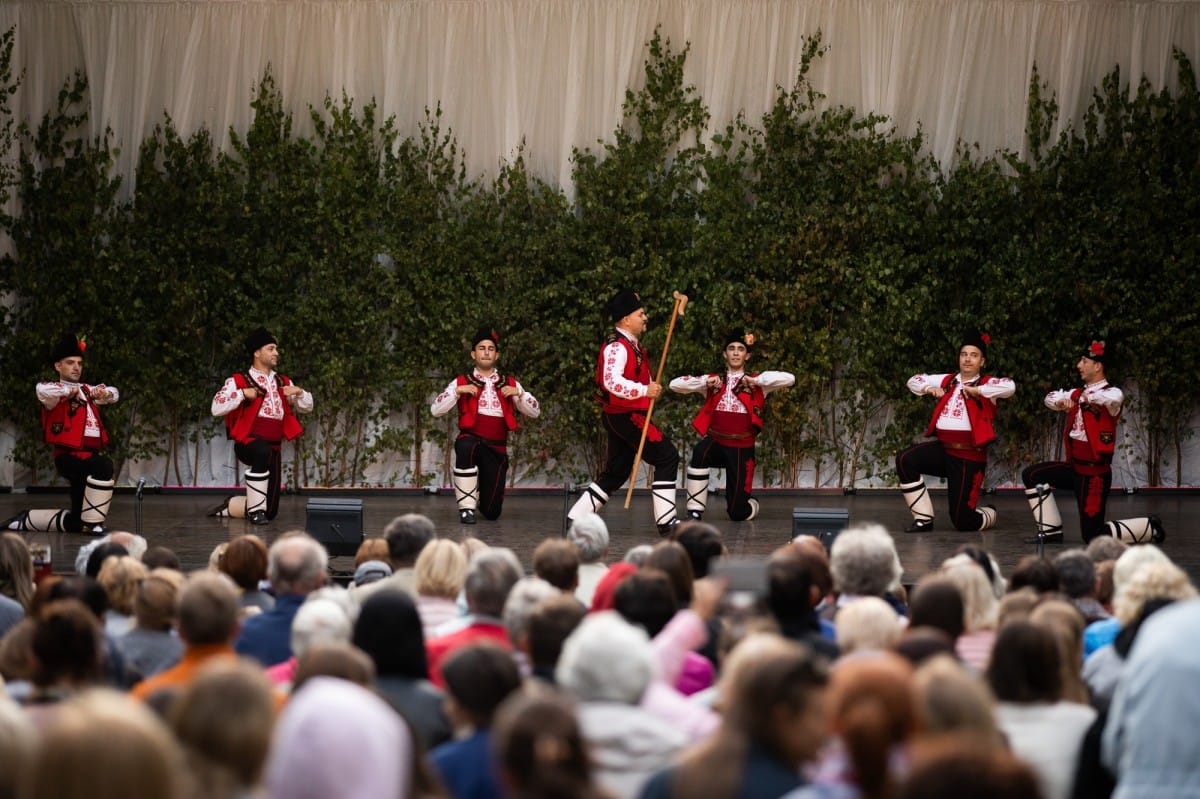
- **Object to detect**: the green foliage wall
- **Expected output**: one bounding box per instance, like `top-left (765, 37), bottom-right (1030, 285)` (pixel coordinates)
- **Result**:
top-left (2, 27), bottom-right (1197, 488)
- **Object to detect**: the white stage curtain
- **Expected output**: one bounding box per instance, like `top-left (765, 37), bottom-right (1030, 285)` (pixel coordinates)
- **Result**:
top-left (2, 0), bottom-right (1199, 196)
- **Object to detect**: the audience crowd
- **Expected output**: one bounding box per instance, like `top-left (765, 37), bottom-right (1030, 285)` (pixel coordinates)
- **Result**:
top-left (0, 512), bottom-right (1196, 799)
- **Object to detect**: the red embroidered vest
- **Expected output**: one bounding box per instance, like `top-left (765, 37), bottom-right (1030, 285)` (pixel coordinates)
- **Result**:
top-left (1067, 386), bottom-right (1120, 460)
top-left (923, 374), bottom-right (998, 448)
top-left (595, 333), bottom-right (651, 413)
top-left (455, 374), bottom-right (519, 435)
top-left (224, 372), bottom-right (305, 444)
top-left (42, 386), bottom-right (109, 450)
top-left (691, 374), bottom-right (765, 438)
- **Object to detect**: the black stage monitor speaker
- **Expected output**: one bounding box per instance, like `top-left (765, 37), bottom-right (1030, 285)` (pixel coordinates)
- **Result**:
top-left (306, 498), bottom-right (364, 558)
top-left (791, 507), bottom-right (849, 552)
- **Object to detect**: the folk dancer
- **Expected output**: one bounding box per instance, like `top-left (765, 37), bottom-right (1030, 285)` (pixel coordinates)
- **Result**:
top-left (430, 327), bottom-right (540, 523)
top-left (669, 330), bottom-right (794, 521)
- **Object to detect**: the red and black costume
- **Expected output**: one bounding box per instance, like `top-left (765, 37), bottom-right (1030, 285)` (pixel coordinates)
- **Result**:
top-left (210, 328), bottom-right (312, 523)
top-left (895, 334), bottom-right (1014, 533)
top-left (568, 290), bottom-right (680, 534)
top-left (1021, 340), bottom-right (1164, 544)
top-left (670, 357), bottom-right (794, 521)
top-left (431, 331), bottom-right (540, 523)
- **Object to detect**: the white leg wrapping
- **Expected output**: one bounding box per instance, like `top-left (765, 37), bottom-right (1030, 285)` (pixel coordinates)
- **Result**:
top-left (568, 483), bottom-right (608, 521)
top-left (901, 480), bottom-right (934, 523)
top-left (5, 509), bottom-right (68, 532)
top-left (685, 468), bottom-right (709, 515)
top-left (651, 480), bottom-right (678, 529)
top-left (1107, 517), bottom-right (1164, 545)
top-left (214, 496), bottom-right (248, 519)
top-left (80, 477), bottom-right (115, 526)
top-left (244, 471), bottom-right (270, 516)
top-left (977, 505), bottom-right (997, 530)
top-left (1025, 485), bottom-right (1063, 535)
top-left (452, 467), bottom-right (480, 511)
top-left (746, 497), bottom-right (760, 521)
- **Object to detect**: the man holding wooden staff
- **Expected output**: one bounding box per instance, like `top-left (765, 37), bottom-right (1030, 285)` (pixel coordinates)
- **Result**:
top-left (567, 289), bottom-right (681, 535)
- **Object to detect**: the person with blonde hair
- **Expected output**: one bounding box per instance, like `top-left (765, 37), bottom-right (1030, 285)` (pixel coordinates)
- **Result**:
top-left (941, 558), bottom-right (999, 671)
top-left (836, 596), bottom-right (905, 655)
top-left (912, 654), bottom-right (1005, 749)
top-left (414, 538), bottom-right (468, 638)
top-left (0, 533), bottom-right (35, 614)
top-left (117, 568), bottom-right (185, 681)
top-left (25, 688), bottom-right (186, 799)
top-left (96, 555), bottom-right (148, 637)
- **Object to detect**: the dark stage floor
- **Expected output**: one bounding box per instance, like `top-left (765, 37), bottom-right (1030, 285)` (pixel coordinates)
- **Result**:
top-left (3, 488), bottom-right (1194, 583)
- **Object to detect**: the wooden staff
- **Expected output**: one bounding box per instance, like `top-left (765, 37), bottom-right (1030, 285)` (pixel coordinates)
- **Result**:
top-left (624, 290), bottom-right (689, 508)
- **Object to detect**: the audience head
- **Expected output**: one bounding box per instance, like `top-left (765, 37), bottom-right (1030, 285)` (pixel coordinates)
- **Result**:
top-left (219, 535), bottom-right (269, 592)
top-left (671, 521), bottom-right (725, 578)
top-left (503, 577), bottom-right (559, 651)
top-left (169, 659), bottom-right (276, 795)
top-left (893, 626), bottom-right (957, 666)
top-left (567, 514), bottom-right (610, 564)
top-left (97, 556), bottom-right (148, 617)
top-left (1007, 555), bottom-right (1059, 594)
top-left (528, 594), bottom-right (587, 677)
top-left (1085, 535), bottom-right (1127, 564)
top-left (31, 599), bottom-right (105, 690)
top-left (613, 568), bottom-right (678, 638)
top-left (1052, 549), bottom-right (1096, 599)
top-left (768, 541), bottom-right (832, 626)
top-left (940, 559), bottom-right (998, 632)
top-left (622, 544), bottom-right (653, 567)
top-left (290, 595), bottom-right (355, 662)
top-left (84, 542), bottom-right (129, 579)
top-left (825, 652), bottom-right (919, 799)
top-left (265, 678), bottom-right (412, 799)
top-left (836, 596), bottom-right (904, 654)
top-left (1112, 559), bottom-right (1197, 626)
top-left (141, 546), bottom-right (181, 572)
top-left (382, 513), bottom-right (435, 568)
top-left (900, 738), bottom-right (1046, 799)
top-left (292, 642), bottom-right (377, 693)
top-left (532, 539), bottom-right (581, 592)
top-left (413, 538), bottom-right (468, 599)
top-left (46, 575), bottom-right (108, 620)
top-left (557, 611), bottom-right (655, 705)
top-left (907, 576), bottom-right (965, 641)
top-left (997, 587), bottom-right (1041, 627)
top-left (1029, 599), bottom-right (1089, 703)
top-left (643, 541), bottom-right (695, 604)
top-left (352, 537), bottom-right (390, 567)
top-left (352, 589), bottom-right (427, 679)
top-left (134, 569), bottom-right (185, 633)
top-left (912, 654), bottom-right (1003, 748)
top-left (952, 545), bottom-right (1005, 599)
top-left (464, 549), bottom-right (522, 618)
top-left (267, 533), bottom-right (328, 596)
top-left (441, 643), bottom-right (523, 729)
top-left (177, 572), bottom-right (241, 647)
top-left (985, 620), bottom-right (1062, 703)
top-left (25, 689), bottom-right (185, 799)
top-left (0, 691), bottom-right (33, 799)
top-left (830, 523), bottom-right (903, 598)
top-left (0, 533), bottom-right (35, 611)
top-left (493, 688), bottom-right (599, 799)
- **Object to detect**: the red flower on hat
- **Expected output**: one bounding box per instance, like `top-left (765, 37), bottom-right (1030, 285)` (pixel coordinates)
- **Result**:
top-left (744, 333), bottom-right (756, 347)
top-left (1089, 340), bottom-right (1105, 357)
top-left (77, 335), bottom-right (87, 353)
top-left (980, 333), bottom-right (991, 346)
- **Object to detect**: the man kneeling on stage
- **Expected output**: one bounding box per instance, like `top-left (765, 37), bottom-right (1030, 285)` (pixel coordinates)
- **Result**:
top-left (210, 328), bottom-right (312, 525)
